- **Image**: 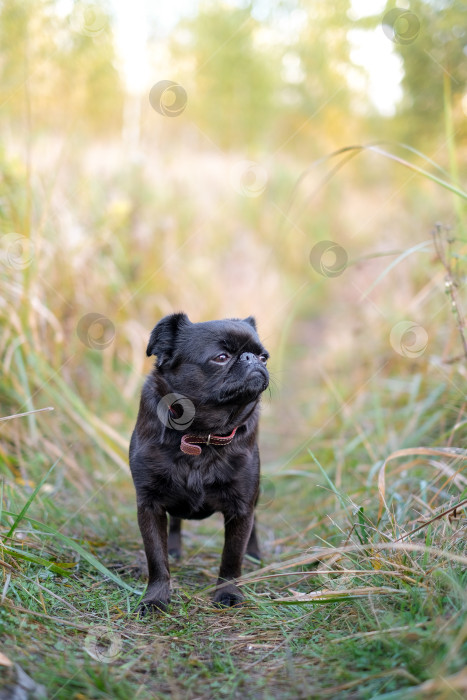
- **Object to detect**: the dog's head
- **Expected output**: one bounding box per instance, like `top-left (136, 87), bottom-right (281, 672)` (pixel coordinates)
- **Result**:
top-left (146, 313), bottom-right (269, 407)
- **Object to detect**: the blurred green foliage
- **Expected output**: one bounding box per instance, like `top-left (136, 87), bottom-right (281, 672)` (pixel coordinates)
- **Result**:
top-left (0, 0), bottom-right (123, 134)
top-left (0, 0), bottom-right (465, 147)
top-left (171, 5), bottom-right (280, 149)
top-left (388, 0), bottom-right (467, 143)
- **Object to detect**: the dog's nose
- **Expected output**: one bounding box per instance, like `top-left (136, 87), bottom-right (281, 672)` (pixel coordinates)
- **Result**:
top-left (240, 352), bottom-right (255, 364)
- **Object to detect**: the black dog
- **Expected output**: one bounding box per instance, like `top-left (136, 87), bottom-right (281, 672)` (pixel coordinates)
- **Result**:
top-left (129, 313), bottom-right (269, 611)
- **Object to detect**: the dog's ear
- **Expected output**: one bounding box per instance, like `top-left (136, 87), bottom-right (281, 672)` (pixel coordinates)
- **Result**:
top-left (146, 313), bottom-right (190, 363)
top-left (242, 316), bottom-right (257, 331)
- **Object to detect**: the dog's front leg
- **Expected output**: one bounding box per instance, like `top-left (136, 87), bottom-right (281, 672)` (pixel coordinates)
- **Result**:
top-left (214, 512), bottom-right (254, 607)
top-left (137, 503), bottom-right (171, 613)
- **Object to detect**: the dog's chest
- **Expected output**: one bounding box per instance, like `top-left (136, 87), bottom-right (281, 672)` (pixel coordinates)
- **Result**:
top-left (183, 466), bottom-right (205, 498)
top-left (166, 460), bottom-right (219, 517)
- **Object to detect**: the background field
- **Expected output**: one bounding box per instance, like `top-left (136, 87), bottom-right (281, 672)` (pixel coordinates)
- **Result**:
top-left (0, 1), bottom-right (466, 698)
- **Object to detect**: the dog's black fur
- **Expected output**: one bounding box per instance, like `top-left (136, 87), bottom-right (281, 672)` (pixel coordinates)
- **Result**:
top-left (129, 313), bottom-right (269, 612)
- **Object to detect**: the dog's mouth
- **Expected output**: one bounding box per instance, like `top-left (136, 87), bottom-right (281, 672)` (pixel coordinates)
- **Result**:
top-left (217, 368), bottom-right (269, 403)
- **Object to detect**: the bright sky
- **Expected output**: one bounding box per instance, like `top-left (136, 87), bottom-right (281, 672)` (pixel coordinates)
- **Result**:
top-left (65, 0), bottom-right (404, 115)
top-left (348, 0), bottom-right (404, 115)
top-left (112, 0), bottom-right (149, 93)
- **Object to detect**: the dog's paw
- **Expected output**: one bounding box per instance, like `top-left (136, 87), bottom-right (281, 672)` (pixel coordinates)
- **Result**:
top-left (213, 584), bottom-right (244, 608)
top-left (137, 582), bottom-right (171, 615)
top-left (137, 597), bottom-right (170, 615)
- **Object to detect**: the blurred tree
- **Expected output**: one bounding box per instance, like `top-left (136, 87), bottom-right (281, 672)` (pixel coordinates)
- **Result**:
top-left (0, 0), bottom-right (123, 135)
top-left (171, 3), bottom-right (280, 150)
top-left (275, 0), bottom-right (358, 152)
top-left (57, 2), bottom-right (124, 135)
top-left (0, 0), bottom-right (57, 126)
top-left (170, 0), bottom-right (361, 152)
top-left (385, 0), bottom-right (467, 143)
top-left (286, 1), bottom-right (353, 117)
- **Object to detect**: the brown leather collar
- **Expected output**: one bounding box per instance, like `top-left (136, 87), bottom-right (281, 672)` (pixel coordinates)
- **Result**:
top-left (180, 427), bottom-right (238, 456)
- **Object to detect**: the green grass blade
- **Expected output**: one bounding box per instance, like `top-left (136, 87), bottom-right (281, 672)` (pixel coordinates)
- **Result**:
top-left (1, 542), bottom-right (74, 576)
top-left (1, 509), bottom-right (142, 596)
top-left (288, 142), bottom-right (467, 227)
top-left (271, 587), bottom-right (408, 605)
top-left (6, 458), bottom-right (59, 538)
top-left (360, 240), bottom-right (432, 300)
top-left (308, 449), bottom-right (351, 515)
top-left (367, 145), bottom-right (467, 200)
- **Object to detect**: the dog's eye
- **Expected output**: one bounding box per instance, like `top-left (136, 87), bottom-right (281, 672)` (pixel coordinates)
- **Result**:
top-left (259, 354), bottom-right (268, 364)
top-left (212, 353), bottom-right (230, 363)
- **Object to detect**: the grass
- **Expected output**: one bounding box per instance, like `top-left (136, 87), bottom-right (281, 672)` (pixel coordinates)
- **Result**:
top-left (2, 1), bottom-right (467, 693)
top-left (1, 362), bottom-right (466, 698)
top-left (1, 124), bottom-right (467, 697)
